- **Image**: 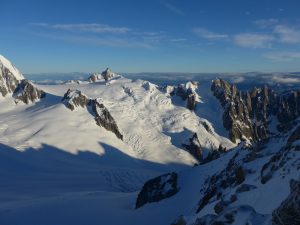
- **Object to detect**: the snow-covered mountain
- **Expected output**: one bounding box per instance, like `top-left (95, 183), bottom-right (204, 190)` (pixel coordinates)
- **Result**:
top-left (0, 55), bottom-right (299, 225)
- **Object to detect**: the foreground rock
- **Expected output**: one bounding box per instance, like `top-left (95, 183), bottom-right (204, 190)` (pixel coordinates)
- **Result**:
top-left (272, 179), bottom-right (300, 225)
top-left (13, 80), bottom-right (46, 104)
top-left (136, 172), bottom-right (178, 208)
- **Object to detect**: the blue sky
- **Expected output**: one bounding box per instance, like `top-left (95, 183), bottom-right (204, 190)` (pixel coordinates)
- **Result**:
top-left (1, 0), bottom-right (300, 73)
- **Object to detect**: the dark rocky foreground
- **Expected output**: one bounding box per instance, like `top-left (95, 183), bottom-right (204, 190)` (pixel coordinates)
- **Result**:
top-left (136, 172), bottom-right (178, 209)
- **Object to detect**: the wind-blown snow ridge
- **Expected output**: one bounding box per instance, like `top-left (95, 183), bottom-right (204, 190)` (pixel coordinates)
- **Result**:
top-left (0, 55), bottom-right (24, 80)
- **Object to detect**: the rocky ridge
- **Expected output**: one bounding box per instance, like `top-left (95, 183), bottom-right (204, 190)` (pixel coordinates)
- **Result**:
top-left (0, 55), bottom-right (45, 103)
top-left (62, 89), bottom-right (123, 140)
top-left (211, 79), bottom-right (300, 144)
top-left (164, 81), bottom-right (200, 111)
top-left (88, 68), bottom-right (118, 82)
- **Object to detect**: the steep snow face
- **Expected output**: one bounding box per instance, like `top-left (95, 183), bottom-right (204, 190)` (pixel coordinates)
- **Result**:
top-left (0, 55), bottom-right (25, 96)
top-left (0, 55), bottom-right (24, 80)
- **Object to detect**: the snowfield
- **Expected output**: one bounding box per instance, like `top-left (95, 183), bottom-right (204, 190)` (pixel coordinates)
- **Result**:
top-left (0, 55), bottom-right (299, 225)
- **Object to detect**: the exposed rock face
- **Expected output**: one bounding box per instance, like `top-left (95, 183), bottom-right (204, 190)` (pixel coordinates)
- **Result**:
top-left (62, 90), bottom-right (123, 140)
top-left (277, 90), bottom-right (300, 123)
top-left (136, 172), bottom-right (178, 208)
top-left (187, 88), bottom-right (197, 110)
top-left (0, 55), bottom-right (24, 97)
top-left (62, 89), bottom-right (90, 111)
top-left (13, 80), bottom-right (45, 104)
top-left (164, 81), bottom-right (200, 111)
top-left (273, 179), bottom-right (300, 225)
top-left (211, 79), bottom-right (300, 143)
top-left (91, 98), bottom-right (123, 140)
top-left (196, 150), bottom-right (247, 213)
top-left (183, 133), bottom-right (203, 161)
top-left (101, 68), bottom-right (115, 81)
top-left (88, 68), bottom-right (116, 82)
top-left (88, 73), bottom-right (101, 83)
top-left (260, 125), bottom-right (300, 184)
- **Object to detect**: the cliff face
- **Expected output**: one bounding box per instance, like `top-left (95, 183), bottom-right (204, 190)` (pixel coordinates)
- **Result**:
top-left (62, 89), bottom-right (123, 140)
top-left (13, 80), bottom-right (46, 104)
top-left (211, 79), bottom-right (300, 143)
top-left (91, 98), bottom-right (123, 140)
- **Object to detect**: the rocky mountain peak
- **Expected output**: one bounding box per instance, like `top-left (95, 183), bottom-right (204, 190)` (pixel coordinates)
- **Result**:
top-left (88, 68), bottom-right (117, 83)
top-left (212, 78), bottom-right (300, 144)
top-left (91, 98), bottom-right (123, 140)
top-left (62, 89), bottom-right (90, 111)
top-left (0, 55), bottom-right (25, 97)
top-left (164, 81), bottom-right (201, 111)
top-left (101, 68), bottom-right (115, 81)
top-left (13, 80), bottom-right (46, 104)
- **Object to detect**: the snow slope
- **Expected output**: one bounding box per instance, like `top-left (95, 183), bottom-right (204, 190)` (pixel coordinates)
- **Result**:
top-left (0, 55), bottom-right (24, 80)
top-left (0, 56), bottom-right (237, 225)
top-left (2, 56), bottom-right (298, 225)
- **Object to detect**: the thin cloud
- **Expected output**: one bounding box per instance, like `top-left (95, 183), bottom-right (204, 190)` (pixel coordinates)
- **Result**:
top-left (264, 51), bottom-right (300, 62)
top-left (254, 19), bottom-right (279, 29)
top-left (233, 33), bottom-right (274, 48)
top-left (32, 32), bottom-right (153, 49)
top-left (193, 28), bottom-right (228, 40)
top-left (274, 25), bottom-right (300, 44)
top-left (161, 2), bottom-right (184, 15)
top-left (272, 76), bottom-right (300, 84)
top-left (170, 38), bottom-right (187, 42)
top-left (31, 23), bottom-right (130, 34)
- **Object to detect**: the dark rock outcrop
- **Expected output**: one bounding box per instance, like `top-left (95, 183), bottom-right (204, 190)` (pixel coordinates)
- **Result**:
top-left (91, 98), bottom-right (123, 140)
top-left (187, 88), bottom-right (197, 110)
top-left (183, 133), bottom-right (203, 161)
top-left (136, 172), bottom-right (178, 208)
top-left (62, 90), bottom-right (123, 140)
top-left (196, 151), bottom-right (248, 213)
top-left (171, 216), bottom-right (187, 225)
top-left (101, 68), bottom-right (115, 81)
top-left (272, 179), bottom-right (300, 225)
top-left (62, 89), bottom-right (90, 111)
top-left (212, 79), bottom-right (300, 144)
top-left (164, 81), bottom-right (200, 111)
top-left (13, 80), bottom-right (45, 104)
